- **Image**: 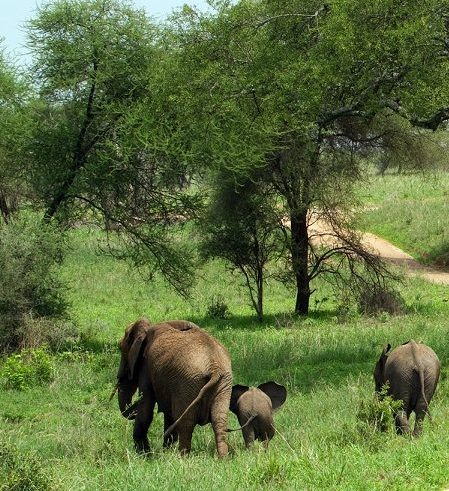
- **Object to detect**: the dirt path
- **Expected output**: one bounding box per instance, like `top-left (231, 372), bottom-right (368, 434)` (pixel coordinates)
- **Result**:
top-left (359, 232), bottom-right (449, 285)
top-left (306, 218), bottom-right (449, 285)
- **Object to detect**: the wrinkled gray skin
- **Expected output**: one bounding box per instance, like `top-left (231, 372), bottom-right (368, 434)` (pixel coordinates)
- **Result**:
top-left (116, 319), bottom-right (232, 456)
top-left (373, 340), bottom-right (440, 435)
top-left (230, 381), bottom-right (287, 448)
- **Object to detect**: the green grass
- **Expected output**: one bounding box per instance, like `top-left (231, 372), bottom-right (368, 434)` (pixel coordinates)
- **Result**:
top-left (2, 224), bottom-right (449, 490)
top-left (355, 170), bottom-right (449, 265)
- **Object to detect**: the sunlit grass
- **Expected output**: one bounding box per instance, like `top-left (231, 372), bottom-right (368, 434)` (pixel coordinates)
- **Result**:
top-left (2, 218), bottom-right (449, 489)
top-left (356, 170), bottom-right (449, 266)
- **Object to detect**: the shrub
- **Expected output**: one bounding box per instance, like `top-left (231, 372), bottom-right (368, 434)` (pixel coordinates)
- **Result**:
top-left (0, 440), bottom-right (56, 490)
top-left (18, 315), bottom-right (79, 351)
top-left (206, 295), bottom-right (231, 319)
top-left (0, 347), bottom-right (54, 390)
top-left (357, 384), bottom-right (403, 434)
top-left (0, 215), bottom-right (69, 350)
top-left (358, 285), bottom-right (406, 316)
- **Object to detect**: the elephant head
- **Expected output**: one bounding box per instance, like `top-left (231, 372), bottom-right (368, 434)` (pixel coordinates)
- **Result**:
top-left (373, 343), bottom-right (391, 393)
top-left (230, 381), bottom-right (287, 448)
top-left (116, 319), bottom-right (150, 417)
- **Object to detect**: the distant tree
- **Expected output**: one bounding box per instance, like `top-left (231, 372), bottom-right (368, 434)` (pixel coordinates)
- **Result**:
top-left (200, 169), bottom-right (285, 321)
top-left (166, 0), bottom-right (449, 314)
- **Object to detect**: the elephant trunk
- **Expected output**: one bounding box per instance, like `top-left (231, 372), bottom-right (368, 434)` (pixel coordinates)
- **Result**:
top-left (118, 381), bottom-right (138, 419)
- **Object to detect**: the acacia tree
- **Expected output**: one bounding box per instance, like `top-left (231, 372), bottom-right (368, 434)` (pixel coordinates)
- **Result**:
top-left (166, 0), bottom-right (449, 314)
top-left (200, 168), bottom-right (286, 321)
top-left (26, 0), bottom-right (200, 293)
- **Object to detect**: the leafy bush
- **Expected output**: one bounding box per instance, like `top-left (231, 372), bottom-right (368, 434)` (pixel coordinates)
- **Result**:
top-left (0, 347), bottom-right (54, 390)
top-left (206, 295), bottom-right (231, 319)
top-left (0, 439), bottom-right (56, 490)
top-left (357, 384), bottom-right (403, 435)
top-left (0, 216), bottom-right (69, 350)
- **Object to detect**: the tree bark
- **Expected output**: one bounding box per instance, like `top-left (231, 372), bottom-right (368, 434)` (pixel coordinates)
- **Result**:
top-left (290, 208), bottom-right (310, 315)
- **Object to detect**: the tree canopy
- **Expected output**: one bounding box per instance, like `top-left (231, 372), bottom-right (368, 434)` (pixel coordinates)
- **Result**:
top-left (160, 0), bottom-right (449, 313)
top-left (5, 0), bottom-right (449, 316)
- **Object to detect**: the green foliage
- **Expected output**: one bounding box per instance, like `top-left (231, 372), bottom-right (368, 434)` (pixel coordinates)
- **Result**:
top-left (0, 215), bottom-right (68, 350)
top-left (0, 347), bottom-right (54, 391)
top-left (357, 384), bottom-right (404, 434)
top-left (0, 440), bottom-right (56, 490)
top-left (0, 44), bottom-right (32, 224)
top-left (200, 169), bottom-right (284, 319)
top-left (206, 295), bottom-right (231, 320)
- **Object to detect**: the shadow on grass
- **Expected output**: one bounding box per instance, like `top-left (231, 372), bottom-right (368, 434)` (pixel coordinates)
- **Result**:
top-left (188, 308), bottom-right (342, 332)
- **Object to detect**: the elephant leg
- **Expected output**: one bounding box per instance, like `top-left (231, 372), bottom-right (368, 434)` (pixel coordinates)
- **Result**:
top-left (177, 421), bottom-right (194, 456)
top-left (242, 425), bottom-right (255, 449)
top-left (133, 397), bottom-right (155, 454)
top-left (413, 402), bottom-right (428, 436)
top-left (394, 409), bottom-right (411, 435)
top-left (210, 395), bottom-right (230, 457)
top-left (260, 423), bottom-right (275, 446)
top-left (163, 413), bottom-right (178, 448)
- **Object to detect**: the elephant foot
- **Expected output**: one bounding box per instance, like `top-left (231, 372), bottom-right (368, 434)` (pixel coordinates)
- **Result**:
top-left (134, 439), bottom-right (151, 455)
top-left (216, 442), bottom-right (229, 457)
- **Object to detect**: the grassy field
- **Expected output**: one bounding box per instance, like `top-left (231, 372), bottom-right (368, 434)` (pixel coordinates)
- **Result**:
top-left (356, 170), bottom-right (449, 266)
top-left (2, 173), bottom-right (449, 490)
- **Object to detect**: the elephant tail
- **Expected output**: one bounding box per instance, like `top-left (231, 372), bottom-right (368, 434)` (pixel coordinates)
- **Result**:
top-left (163, 371), bottom-right (224, 440)
top-left (418, 366), bottom-right (431, 420)
top-left (226, 415), bottom-right (256, 432)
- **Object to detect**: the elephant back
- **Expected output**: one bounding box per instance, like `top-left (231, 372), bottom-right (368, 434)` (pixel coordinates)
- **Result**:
top-left (146, 323), bottom-right (232, 423)
top-left (384, 341), bottom-right (440, 402)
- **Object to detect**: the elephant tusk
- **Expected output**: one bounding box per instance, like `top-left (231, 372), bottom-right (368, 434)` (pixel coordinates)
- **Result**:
top-left (109, 382), bottom-right (119, 402)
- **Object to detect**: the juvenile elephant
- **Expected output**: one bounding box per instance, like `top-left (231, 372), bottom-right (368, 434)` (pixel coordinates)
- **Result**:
top-left (115, 319), bottom-right (232, 456)
top-left (230, 381), bottom-right (287, 448)
top-left (373, 340), bottom-right (440, 435)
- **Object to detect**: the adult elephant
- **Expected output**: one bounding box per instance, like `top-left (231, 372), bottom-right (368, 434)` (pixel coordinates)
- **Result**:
top-left (115, 318), bottom-right (232, 456)
top-left (373, 340), bottom-right (440, 435)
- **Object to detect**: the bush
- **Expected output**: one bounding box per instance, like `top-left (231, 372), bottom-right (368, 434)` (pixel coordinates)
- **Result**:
top-left (0, 439), bottom-right (56, 490)
top-left (357, 384), bottom-right (403, 435)
top-left (358, 285), bottom-right (406, 316)
top-left (0, 347), bottom-right (54, 390)
top-left (206, 295), bottom-right (231, 319)
top-left (0, 216), bottom-right (69, 350)
top-left (18, 315), bottom-right (79, 351)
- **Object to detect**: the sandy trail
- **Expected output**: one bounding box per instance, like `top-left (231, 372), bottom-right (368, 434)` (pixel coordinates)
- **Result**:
top-left (307, 219), bottom-right (449, 286)
top-left (359, 232), bottom-right (449, 285)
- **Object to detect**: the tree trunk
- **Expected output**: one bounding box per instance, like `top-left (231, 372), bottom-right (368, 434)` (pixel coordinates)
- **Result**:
top-left (257, 275), bottom-right (263, 322)
top-left (290, 208), bottom-right (310, 315)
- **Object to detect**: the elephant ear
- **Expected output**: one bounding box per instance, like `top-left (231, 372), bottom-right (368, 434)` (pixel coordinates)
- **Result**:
top-left (382, 343), bottom-right (392, 356)
top-left (258, 381), bottom-right (287, 410)
top-left (230, 385), bottom-right (249, 414)
top-left (122, 320), bottom-right (149, 380)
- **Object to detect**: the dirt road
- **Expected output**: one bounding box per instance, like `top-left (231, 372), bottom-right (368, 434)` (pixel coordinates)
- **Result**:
top-left (359, 232), bottom-right (449, 285)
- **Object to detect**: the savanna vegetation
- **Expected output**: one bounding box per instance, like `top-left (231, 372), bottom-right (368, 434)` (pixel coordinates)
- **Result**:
top-left (2, 0), bottom-right (449, 489)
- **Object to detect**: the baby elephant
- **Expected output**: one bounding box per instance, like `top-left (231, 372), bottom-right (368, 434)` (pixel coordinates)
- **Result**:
top-left (373, 340), bottom-right (440, 435)
top-left (230, 381), bottom-right (287, 448)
